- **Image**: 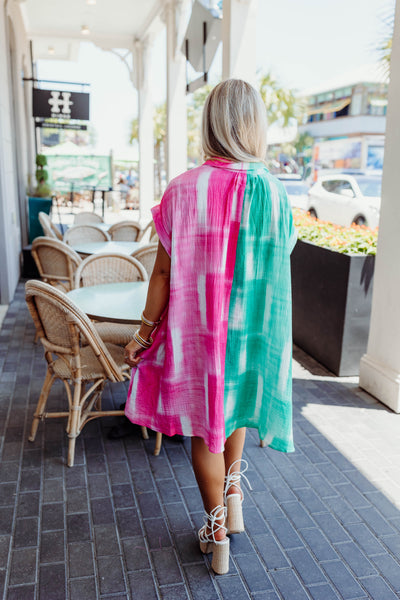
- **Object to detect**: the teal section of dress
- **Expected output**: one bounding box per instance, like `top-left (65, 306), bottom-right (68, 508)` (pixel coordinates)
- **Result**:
top-left (224, 162), bottom-right (297, 452)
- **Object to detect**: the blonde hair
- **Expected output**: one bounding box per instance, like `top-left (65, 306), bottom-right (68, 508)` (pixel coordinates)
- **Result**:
top-left (201, 79), bottom-right (267, 163)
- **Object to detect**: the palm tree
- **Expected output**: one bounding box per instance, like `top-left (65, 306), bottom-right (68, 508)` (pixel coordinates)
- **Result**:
top-left (378, 10), bottom-right (394, 80)
top-left (258, 73), bottom-right (304, 127)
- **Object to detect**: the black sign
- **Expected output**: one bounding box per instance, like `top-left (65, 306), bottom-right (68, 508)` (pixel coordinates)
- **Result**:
top-left (33, 88), bottom-right (90, 120)
top-left (36, 121), bottom-right (88, 131)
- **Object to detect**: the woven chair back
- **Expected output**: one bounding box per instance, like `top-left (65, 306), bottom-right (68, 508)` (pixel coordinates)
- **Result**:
top-left (131, 243), bottom-right (158, 278)
top-left (108, 221), bottom-right (141, 241)
top-left (75, 253), bottom-right (148, 288)
top-left (31, 237), bottom-right (82, 292)
top-left (64, 225), bottom-right (110, 245)
top-left (74, 211), bottom-right (104, 225)
top-left (25, 280), bottom-right (123, 382)
top-left (138, 220), bottom-right (156, 242)
top-left (38, 211), bottom-right (57, 239)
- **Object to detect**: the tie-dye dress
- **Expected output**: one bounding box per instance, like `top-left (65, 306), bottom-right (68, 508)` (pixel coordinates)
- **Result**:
top-left (125, 159), bottom-right (297, 453)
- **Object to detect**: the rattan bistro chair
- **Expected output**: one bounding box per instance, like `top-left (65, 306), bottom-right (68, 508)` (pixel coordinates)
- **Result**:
top-left (138, 220), bottom-right (156, 242)
top-left (31, 237), bottom-right (82, 292)
top-left (108, 221), bottom-right (141, 241)
top-left (131, 243), bottom-right (158, 278)
top-left (38, 211), bottom-right (63, 241)
top-left (74, 211), bottom-right (104, 225)
top-left (25, 280), bottom-right (150, 466)
top-left (64, 224), bottom-right (110, 245)
top-left (74, 253), bottom-right (148, 347)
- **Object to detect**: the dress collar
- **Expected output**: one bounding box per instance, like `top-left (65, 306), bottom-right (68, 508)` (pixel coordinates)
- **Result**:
top-left (204, 158), bottom-right (268, 173)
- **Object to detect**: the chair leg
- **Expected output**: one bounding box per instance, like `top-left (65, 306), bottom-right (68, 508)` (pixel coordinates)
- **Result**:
top-left (259, 438), bottom-right (267, 448)
top-left (29, 370), bottom-right (54, 442)
top-left (141, 426), bottom-right (149, 440)
top-left (67, 381), bottom-right (82, 467)
top-left (153, 432), bottom-right (163, 456)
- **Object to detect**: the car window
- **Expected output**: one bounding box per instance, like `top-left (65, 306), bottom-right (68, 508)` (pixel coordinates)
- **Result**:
top-left (284, 183), bottom-right (308, 195)
top-left (322, 179), bottom-right (354, 195)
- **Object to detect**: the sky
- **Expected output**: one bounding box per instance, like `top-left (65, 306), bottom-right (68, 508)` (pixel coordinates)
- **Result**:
top-left (36, 0), bottom-right (394, 157)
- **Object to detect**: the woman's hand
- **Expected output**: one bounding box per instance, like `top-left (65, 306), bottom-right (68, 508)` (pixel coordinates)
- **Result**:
top-left (124, 338), bottom-right (144, 367)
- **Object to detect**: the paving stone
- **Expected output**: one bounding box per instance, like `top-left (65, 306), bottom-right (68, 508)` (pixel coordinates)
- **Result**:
top-left (159, 583), bottom-right (190, 599)
top-left (307, 583), bottom-right (342, 600)
top-left (68, 541), bottom-right (95, 577)
top-left (363, 491), bottom-right (400, 520)
top-left (0, 482), bottom-right (17, 507)
top-left (346, 522), bottom-right (387, 557)
top-left (229, 532), bottom-right (254, 556)
top-left (40, 530), bottom-right (65, 564)
top-left (41, 503), bottom-right (64, 531)
top-left (67, 513), bottom-right (91, 542)
top-left (13, 517), bottom-right (38, 548)
top-left (267, 517), bottom-right (304, 550)
top-left (116, 508), bottom-right (141, 538)
top-left (144, 517), bottom-right (171, 549)
top-left (137, 491), bottom-right (163, 519)
top-left (152, 547), bottom-right (182, 586)
top-left (0, 507), bottom-right (15, 536)
top-left (91, 496), bottom-right (115, 525)
top-left (361, 575), bottom-right (399, 599)
top-left (112, 483), bottom-right (135, 509)
top-left (0, 535), bottom-right (10, 568)
top-left (334, 483), bottom-right (371, 509)
top-left (370, 553), bottom-right (400, 591)
top-left (66, 487), bottom-right (88, 513)
top-left (128, 570), bottom-right (158, 599)
top-left (322, 496), bottom-right (362, 525)
top-left (216, 574), bottom-right (251, 599)
top-left (312, 513), bottom-right (350, 545)
top-left (39, 563), bottom-right (66, 600)
top-left (9, 547), bottom-right (37, 585)
top-left (356, 506), bottom-right (396, 537)
top-left (252, 491), bottom-right (284, 519)
top-left (69, 577), bottom-right (98, 600)
top-left (287, 547), bottom-right (327, 585)
top-left (97, 555), bottom-right (126, 595)
top-left (19, 469), bottom-right (41, 492)
top-left (271, 568), bottom-right (311, 600)
top-left (122, 536), bottom-right (150, 571)
top-left (281, 500), bottom-right (316, 529)
top-left (242, 506), bottom-right (270, 537)
top-left (235, 553), bottom-right (273, 593)
top-left (94, 524), bottom-right (120, 556)
top-left (7, 584), bottom-right (36, 600)
top-left (299, 528), bottom-right (339, 562)
top-left (184, 564), bottom-right (219, 599)
top-left (321, 560), bottom-right (366, 600)
top-left (42, 479), bottom-right (64, 504)
top-left (164, 503), bottom-right (192, 533)
top-left (304, 473), bottom-right (338, 499)
top-left (335, 541), bottom-right (377, 577)
top-left (252, 534), bottom-right (289, 569)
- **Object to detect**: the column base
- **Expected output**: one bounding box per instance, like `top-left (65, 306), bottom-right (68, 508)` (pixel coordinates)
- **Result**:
top-left (359, 353), bottom-right (400, 413)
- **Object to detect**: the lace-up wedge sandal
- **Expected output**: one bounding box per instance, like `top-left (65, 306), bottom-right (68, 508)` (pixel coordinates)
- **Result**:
top-left (198, 505), bottom-right (230, 575)
top-left (224, 459), bottom-right (252, 534)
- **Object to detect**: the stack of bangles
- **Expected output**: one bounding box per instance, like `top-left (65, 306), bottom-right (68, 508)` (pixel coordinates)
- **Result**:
top-left (133, 312), bottom-right (162, 349)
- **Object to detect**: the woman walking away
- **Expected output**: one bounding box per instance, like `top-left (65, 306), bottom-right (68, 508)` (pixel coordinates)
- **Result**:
top-left (124, 79), bottom-right (296, 575)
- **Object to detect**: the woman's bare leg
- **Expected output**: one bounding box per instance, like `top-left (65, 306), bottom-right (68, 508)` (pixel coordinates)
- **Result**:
top-left (191, 436), bottom-right (226, 541)
top-left (224, 428), bottom-right (246, 496)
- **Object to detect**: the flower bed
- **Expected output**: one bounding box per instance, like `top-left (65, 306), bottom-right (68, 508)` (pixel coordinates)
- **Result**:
top-left (293, 209), bottom-right (378, 256)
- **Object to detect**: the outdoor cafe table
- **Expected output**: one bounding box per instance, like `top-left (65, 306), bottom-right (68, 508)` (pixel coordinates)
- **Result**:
top-left (67, 281), bottom-right (149, 323)
top-left (71, 240), bottom-right (142, 257)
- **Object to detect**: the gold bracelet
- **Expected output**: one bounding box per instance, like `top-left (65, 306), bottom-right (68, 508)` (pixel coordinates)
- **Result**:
top-left (133, 330), bottom-right (153, 349)
top-left (141, 312), bottom-right (161, 328)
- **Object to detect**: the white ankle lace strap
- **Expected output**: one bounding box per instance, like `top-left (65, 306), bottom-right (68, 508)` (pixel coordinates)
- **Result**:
top-left (198, 505), bottom-right (227, 543)
top-left (223, 459), bottom-right (253, 503)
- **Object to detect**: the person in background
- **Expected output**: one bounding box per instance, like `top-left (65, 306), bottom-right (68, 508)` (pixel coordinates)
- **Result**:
top-left (124, 79), bottom-right (296, 575)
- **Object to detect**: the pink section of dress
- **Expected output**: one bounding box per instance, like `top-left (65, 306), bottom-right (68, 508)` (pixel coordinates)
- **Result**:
top-left (125, 161), bottom-right (247, 452)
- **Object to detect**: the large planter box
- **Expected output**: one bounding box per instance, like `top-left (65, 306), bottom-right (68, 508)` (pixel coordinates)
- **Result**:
top-left (291, 239), bottom-right (375, 376)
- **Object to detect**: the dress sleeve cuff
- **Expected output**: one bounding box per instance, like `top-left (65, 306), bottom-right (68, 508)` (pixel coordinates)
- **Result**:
top-left (151, 204), bottom-right (171, 256)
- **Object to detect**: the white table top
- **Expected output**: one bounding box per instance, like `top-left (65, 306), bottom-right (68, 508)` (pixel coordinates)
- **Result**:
top-left (71, 241), bottom-right (142, 256)
top-left (67, 281), bottom-right (149, 323)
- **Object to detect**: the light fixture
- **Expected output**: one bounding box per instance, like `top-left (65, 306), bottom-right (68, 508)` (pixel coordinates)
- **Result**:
top-left (81, 24), bottom-right (90, 35)
top-left (86, 0), bottom-right (96, 4)
top-left (48, 46), bottom-right (55, 55)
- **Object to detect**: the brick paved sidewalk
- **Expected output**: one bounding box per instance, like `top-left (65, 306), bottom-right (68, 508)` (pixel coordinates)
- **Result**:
top-left (0, 283), bottom-right (400, 600)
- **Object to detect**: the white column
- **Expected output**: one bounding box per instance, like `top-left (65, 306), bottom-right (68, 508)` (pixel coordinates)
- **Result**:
top-left (222, 0), bottom-right (258, 86)
top-left (166, 0), bottom-right (188, 182)
top-left (135, 37), bottom-right (155, 223)
top-left (359, 0), bottom-right (400, 412)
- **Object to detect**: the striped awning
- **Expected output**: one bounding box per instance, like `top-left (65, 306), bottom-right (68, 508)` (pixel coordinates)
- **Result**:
top-left (307, 98), bottom-right (351, 116)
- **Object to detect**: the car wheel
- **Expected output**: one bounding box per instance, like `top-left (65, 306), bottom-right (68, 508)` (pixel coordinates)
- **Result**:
top-left (353, 215), bottom-right (367, 226)
top-left (308, 208), bottom-right (318, 219)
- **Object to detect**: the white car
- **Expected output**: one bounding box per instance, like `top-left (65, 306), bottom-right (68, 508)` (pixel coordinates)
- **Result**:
top-left (281, 180), bottom-right (309, 211)
top-left (307, 174), bottom-right (381, 228)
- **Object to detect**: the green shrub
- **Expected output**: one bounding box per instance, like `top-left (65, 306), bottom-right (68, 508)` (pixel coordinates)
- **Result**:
top-left (293, 209), bottom-right (377, 256)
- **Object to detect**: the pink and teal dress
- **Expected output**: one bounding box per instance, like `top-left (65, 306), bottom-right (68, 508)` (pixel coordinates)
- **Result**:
top-left (125, 159), bottom-right (297, 453)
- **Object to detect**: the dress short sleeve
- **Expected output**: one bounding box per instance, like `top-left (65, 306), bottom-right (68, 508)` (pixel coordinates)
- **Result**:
top-left (151, 184), bottom-right (173, 256)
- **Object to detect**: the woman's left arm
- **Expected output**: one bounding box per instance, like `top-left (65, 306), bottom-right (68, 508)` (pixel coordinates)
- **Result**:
top-left (124, 241), bottom-right (171, 367)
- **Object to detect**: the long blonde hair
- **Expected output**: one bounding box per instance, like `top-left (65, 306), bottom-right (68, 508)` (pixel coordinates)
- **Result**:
top-left (201, 79), bottom-right (267, 163)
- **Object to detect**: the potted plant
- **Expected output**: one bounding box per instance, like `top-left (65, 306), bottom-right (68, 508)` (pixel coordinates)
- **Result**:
top-left (28, 154), bottom-right (53, 242)
top-left (291, 210), bottom-right (377, 376)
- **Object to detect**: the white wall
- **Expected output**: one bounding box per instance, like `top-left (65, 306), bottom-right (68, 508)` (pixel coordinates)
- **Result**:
top-left (299, 115), bottom-right (386, 139)
top-left (0, 0), bottom-right (32, 304)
